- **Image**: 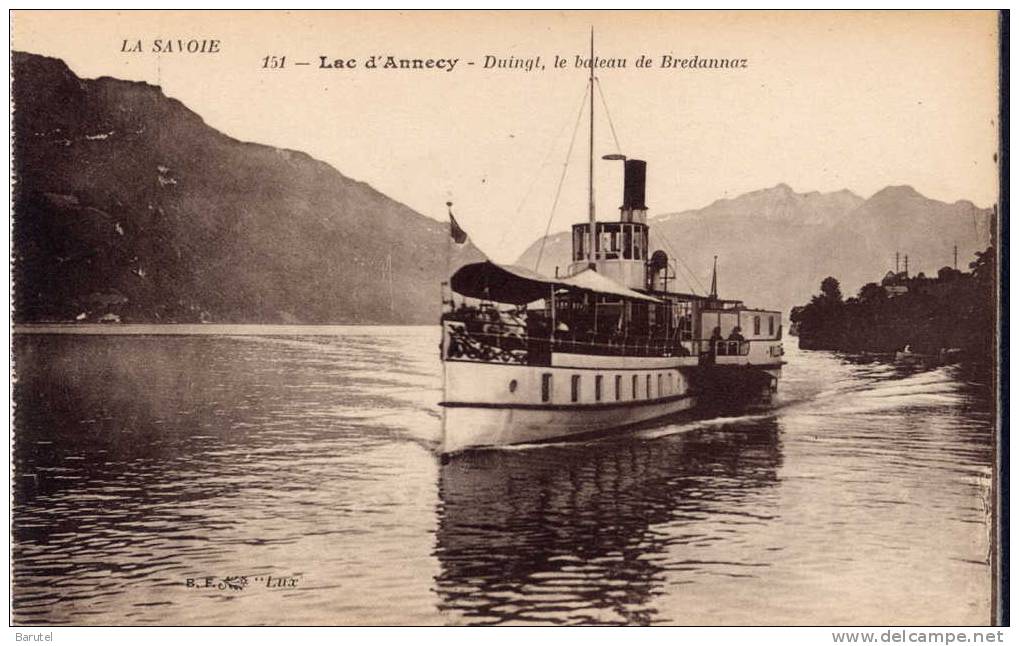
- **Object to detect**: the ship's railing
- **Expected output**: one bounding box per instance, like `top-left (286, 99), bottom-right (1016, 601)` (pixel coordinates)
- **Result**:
top-left (441, 319), bottom-right (689, 365)
top-left (685, 339), bottom-right (751, 357)
top-left (443, 320), bottom-right (530, 364)
top-left (550, 333), bottom-right (689, 358)
top-left (712, 340), bottom-right (751, 356)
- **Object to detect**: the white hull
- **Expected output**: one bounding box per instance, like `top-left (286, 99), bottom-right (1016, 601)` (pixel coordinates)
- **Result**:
top-left (441, 357), bottom-right (697, 453)
top-left (442, 394), bottom-right (696, 453)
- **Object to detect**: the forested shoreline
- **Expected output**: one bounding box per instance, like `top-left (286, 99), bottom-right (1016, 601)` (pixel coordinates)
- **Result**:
top-left (790, 247), bottom-right (997, 367)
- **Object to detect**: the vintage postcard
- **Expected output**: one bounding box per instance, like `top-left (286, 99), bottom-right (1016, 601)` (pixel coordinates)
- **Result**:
top-left (9, 9), bottom-right (1004, 629)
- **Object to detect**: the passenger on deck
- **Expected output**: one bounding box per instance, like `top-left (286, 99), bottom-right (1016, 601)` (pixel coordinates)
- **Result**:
top-left (720, 326), bottom-right (745, 356)
top-left (450, 302), bottom-right (480, 324)
top-left (505, 306), bottom-right (526, 328)
top-left (526, 312), bottom-right (549, 338)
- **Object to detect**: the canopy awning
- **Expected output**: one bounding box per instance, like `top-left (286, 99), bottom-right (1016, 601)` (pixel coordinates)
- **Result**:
top-left (559, 268), bottom-right (660, 302)
top-left (449, 261), bottom-right (660, 304)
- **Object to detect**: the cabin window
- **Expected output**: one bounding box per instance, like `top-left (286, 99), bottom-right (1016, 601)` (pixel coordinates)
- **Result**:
top-left (632, 375), bottom-right (639, 399)
top-left (754, 316), bottom-right (761, 336)
top-left (541, 373), bottom-right (552, 402)
top-left (615, 375), bottom-right (622, 400)
top-left (574, 227), bottom-right (587, 262)
top-left (595, 375), bottom-right (603, 402)
top-left (769, 316), bottom-right (775, 336)
top-left (633, 229), bottom-right (642, 260)
top-left (668, 373), bottom-right (674, 394)
top-left (658, 374), bottom-right (663, 397)
top-left (509, 379), bottom-right (518, 393)
top-left (571, 375), bottom-right (581, 402)
top-left (646, 374), bottom-right (652, 399)
top-left (623, 226), bottom-right (633, 260)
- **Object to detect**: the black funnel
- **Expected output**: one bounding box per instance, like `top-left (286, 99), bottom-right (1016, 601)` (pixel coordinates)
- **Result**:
top-left (622, 159), bottom-right (647, 210)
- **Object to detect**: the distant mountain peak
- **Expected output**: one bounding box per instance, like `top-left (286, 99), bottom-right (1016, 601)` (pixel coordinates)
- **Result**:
top-left (871, 185), bottom-right (924, 200)
top-left (737, 183), bottom-right (795, 200)
top-left (651, 183), bottom-right (866, 226)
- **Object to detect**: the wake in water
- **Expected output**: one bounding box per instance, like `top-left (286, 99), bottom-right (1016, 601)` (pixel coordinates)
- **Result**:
top-left (798, 364), bottom-right (968, 417)
top-left (633, 411), bottom-right (776, 441)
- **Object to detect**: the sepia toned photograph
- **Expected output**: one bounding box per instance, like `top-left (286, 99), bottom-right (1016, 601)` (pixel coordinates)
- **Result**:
top-left (9, 9), bottom-right (1005, 629)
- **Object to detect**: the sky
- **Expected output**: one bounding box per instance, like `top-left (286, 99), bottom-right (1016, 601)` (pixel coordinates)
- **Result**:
top-left (12, 10), bottom-right (1001, 263)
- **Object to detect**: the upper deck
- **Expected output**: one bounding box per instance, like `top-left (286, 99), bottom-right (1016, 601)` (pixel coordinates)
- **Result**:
top-left (442, 156), bottom-right (783, 371)
top-left (441, 262), bottom-right (783, 370)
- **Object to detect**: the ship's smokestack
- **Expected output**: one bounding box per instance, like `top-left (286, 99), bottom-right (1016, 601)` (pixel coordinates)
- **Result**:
top-left (622, 159), bottom-right (647, 210)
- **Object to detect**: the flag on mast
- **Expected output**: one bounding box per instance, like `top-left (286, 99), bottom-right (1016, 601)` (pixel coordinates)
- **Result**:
top-left (447, 201), bottom-right (467, 244)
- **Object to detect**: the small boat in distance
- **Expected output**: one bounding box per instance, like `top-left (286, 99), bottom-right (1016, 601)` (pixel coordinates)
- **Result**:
top-left (439, 34), bottom-right (784, 453)
top-left (894, 345), bottom-right (965, 368)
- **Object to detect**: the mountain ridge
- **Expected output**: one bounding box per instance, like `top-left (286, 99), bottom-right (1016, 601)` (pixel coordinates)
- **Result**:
top-left (12, 50), bottom-right (483, 324)
top-left (13, 51), bottom-right (994, 323)
top-left (517, 182), bottom-right (994, 312)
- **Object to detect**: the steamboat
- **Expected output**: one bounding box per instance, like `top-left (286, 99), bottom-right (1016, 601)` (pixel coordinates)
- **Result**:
top-left (439, 37), bottom-right (784, 453)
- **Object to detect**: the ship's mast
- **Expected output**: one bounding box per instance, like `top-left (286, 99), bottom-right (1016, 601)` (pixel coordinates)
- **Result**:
top-left (710, 255), bottom-right (718, 299)
top-left (587, 28), bottom-right (596, 269)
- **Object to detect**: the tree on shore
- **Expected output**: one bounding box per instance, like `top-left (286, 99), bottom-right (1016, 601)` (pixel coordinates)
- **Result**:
top-left (790, 277), bottom-right (847, 349)
top-left (857, 282), bottom-right (885, 304)
top-left (820, 277), bottom-right (842, 304)
top-left (790, 247), bottom-right (997, 363)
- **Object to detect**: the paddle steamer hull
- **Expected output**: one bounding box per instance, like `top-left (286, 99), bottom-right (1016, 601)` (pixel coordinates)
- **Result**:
top-left (441, 358), bottom-right (697, 453)
top-left (440, 355), bottom-right (783, 452)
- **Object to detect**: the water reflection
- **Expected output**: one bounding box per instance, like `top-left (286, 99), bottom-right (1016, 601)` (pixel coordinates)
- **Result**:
top-left (434, 420), bottom-right (782, 625)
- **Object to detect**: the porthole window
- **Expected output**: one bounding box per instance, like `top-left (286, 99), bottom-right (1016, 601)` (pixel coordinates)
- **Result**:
top-left (508, 379), bottom-right (518, 393)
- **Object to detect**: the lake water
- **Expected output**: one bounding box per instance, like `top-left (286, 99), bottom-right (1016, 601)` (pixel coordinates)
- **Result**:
top-left (11, 326), bottom-right (995, 625)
